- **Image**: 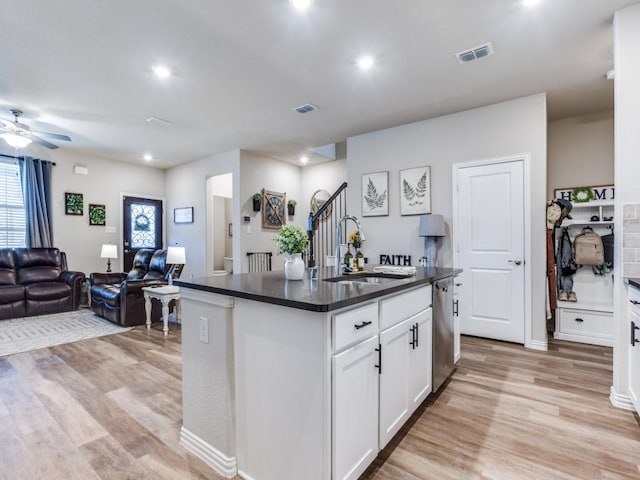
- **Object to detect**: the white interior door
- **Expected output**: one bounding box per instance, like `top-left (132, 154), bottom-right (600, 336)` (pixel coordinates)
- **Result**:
top-left (455, 159), bottom-right (525, 344)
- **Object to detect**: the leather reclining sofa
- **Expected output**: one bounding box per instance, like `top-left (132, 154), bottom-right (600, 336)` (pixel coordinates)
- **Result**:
top-left (90, 248), bottom-right (173, 327)
top-left (0, 248), bottom-right (86, 320)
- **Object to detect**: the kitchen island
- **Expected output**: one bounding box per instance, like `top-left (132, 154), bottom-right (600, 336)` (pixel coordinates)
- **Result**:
top-left (175, 266), bottom-right (460, 480)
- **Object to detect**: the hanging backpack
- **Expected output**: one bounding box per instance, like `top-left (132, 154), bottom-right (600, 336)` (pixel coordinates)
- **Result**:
top-left (572, 227), bottom-right (604, 266)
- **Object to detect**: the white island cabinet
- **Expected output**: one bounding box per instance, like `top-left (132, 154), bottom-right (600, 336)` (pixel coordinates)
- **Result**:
top-left (628, 283), bottom-right (640, 412)
top-left (178, 271), bottom-right (455, 480)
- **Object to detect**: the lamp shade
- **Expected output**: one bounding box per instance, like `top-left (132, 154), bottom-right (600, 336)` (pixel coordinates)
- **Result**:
top-left (167, 246), bottom-right (186, 265)
top-left (100, 244), bottom-right (118, 259)
top-left (419, 214), bottom-right (446, 237)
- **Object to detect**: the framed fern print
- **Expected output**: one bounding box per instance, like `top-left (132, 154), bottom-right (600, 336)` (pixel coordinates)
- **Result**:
top-left (362, 171), bottom-right (388, 217)
top-left (400, 166), bottom-right (431, 215)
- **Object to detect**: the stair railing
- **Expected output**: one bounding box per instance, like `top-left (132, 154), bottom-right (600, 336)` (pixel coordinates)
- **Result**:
top-left (307, 182), bottom-right (348, 268)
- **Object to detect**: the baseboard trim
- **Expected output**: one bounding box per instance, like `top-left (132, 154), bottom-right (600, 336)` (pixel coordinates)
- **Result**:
top-left (526, 339), bottom-right (548, 351)
top-left (609, 386), bottom-right (635, 411)
top-left (238, 469), bottom-right (257, 480)
top-left (180, 427), bottom-right (237, 478)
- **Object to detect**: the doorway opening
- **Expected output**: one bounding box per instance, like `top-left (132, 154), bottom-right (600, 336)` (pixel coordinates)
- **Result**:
top-left (206, 173), bottom-right (233, 275)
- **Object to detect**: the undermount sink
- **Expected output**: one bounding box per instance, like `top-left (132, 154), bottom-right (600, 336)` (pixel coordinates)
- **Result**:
top-left (323, 273), bottom-right (410, 286)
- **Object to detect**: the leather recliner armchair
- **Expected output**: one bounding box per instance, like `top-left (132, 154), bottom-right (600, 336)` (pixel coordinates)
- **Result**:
top-left (90, 248), bottom-right (174, 327)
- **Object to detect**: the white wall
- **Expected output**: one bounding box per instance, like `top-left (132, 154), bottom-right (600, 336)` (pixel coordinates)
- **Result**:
top-left (166, 150), bottom-right (241, 279)
top-left (166, 150), bottom-right (305, 276)
top-left (612, 4), bottom-right (640, 409)
top-left (347, 94), bottom-right (548, 346)
top-left (300, 159), bottom-right (348, 218)
top-left (45, 149), bottom-right (164, 274)
top-left (547, 111), bottom-right (614, 200)
top-left (239, 151), bottom-right (303, 272)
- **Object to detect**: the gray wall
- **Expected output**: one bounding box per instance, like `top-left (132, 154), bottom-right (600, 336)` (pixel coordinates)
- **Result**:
top-left (346, 94), bottom-right (548, 346)
top-left (547, 110), bottom-right (614, 200)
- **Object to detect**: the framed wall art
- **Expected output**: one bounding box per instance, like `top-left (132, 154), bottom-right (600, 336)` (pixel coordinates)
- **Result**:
top-left (400, 166), bottom-right (431, 215)
top-left (262, 189), bottom-right (286, 229)
top-left (65, 192), bottom-right (84, 216)
top-left (88, 204), bottom-right (106, 226)
top-left (362, 171), bottom-right (388, 217)
top-left (174, 207), bottom-right (194, 224)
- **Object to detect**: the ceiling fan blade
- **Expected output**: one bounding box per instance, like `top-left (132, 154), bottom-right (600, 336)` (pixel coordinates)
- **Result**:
top-left (32, 130), bottom-right (71, 141)
top-left (31, 135), bottom-right (59, 149)
top-left (0, 118), bottom-right (15, 129)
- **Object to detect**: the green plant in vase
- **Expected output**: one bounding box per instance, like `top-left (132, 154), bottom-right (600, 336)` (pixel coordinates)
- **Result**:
top-left (274, 224), bottom-right (309, 280)
top-left (287, 199), bottom-right (297, 216)
top-left (252, 193), bottom-right (262, 212)
top-left (349, 230), bottom-right (365, 272)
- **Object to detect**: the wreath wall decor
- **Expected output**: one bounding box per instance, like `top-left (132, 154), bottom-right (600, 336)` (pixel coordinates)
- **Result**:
top-left (571, 187), bottom-right (595, 203)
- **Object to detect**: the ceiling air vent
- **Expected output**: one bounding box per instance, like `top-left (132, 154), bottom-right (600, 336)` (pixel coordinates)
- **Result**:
top-left (293, 103), bottom-right (317, 114)
top-left (455, 42), bottom-right (494, 64)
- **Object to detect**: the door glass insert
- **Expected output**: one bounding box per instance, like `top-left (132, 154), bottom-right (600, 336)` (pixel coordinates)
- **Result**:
top-left (130, 203), bottom-right (157, 248)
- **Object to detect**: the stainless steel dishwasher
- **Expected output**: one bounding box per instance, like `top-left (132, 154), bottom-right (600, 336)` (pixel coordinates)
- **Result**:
top-left (433, 276), bottom-right (455, 391)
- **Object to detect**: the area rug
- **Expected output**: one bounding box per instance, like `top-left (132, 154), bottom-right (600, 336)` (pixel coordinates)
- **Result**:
top-left (0, 309), bottom-right (132, 358)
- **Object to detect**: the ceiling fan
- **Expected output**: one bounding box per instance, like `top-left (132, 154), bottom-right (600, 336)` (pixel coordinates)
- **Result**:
top-left (0, 109), bottom-right (71, 150)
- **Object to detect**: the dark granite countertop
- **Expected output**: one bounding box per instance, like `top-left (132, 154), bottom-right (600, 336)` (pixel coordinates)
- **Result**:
top-left (628, 278), bottom-right (640, 290)
top-left (175, 266), bottom-right (462, 312)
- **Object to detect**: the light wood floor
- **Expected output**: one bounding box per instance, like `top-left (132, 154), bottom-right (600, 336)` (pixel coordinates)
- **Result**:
top-left (1, 326), bottom-right (639, 480)
top-left (363, 336), bottom-right (640, 480)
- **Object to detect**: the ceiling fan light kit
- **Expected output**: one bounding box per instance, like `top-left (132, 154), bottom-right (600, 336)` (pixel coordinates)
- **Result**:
top-left (1, 132), bottom-right (32, 149)
top-left (0, 109), bottom-right (71, 150)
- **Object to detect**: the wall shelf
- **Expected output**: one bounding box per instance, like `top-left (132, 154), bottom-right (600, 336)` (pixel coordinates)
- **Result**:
top-left (554, 200), bottom-right (614, 347)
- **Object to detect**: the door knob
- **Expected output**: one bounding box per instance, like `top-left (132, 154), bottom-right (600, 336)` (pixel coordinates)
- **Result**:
top-left (508, 259), bottom-right (522, 266)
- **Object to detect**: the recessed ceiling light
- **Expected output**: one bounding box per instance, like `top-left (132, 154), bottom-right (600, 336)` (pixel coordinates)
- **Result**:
top-left (152, 65), bottom-right (171, 79)
top-left (357, 55), bottom-right (375, 71)
top-left (300, 155), bottom-right (308, 164)
top-left (143, 153), bottom-right (153, 162)
top-left (522, 0), bottom-right (541, 7)
top-left (290, 0), bottom-right (312, 10)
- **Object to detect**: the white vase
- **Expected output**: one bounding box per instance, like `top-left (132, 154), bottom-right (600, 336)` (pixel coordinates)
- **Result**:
top-left (284, 253), bottom-right (305, 281)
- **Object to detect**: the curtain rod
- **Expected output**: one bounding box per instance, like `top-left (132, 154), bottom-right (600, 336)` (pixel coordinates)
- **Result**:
top-left (0, 153), bottom-right (56, 166)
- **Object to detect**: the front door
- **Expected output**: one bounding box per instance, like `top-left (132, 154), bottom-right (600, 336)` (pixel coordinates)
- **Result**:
top-left (122, 196), bottom-right (163, 271)
top-left (454, 158), bottom-right (525, 344)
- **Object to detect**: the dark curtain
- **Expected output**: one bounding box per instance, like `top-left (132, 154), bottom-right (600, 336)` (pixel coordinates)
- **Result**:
top-left (19, 156), bottom-right (54, 248)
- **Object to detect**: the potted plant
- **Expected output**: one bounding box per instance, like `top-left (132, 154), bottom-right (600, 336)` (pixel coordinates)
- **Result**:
top-left (252, 193), bottom-right (262, 212)
top-left (274, 224), bottom-right (308, 280)
top-left (287, 199), bottom-right (297, 217)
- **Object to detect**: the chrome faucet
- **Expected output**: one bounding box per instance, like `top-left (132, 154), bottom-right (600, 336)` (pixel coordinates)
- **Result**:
top-left (334, 214), bottom-right (366, 276)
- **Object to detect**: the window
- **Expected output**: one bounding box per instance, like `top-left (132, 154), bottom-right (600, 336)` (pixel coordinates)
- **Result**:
top-left (0, 160), bottom-right (26, 248)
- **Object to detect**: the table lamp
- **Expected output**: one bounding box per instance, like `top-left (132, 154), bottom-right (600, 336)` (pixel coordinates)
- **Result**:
top-left (100, 244), bottom-right (118, 272)
top-left (419, 214), bottom-right (446, 268)
top-left (166, 246), bottom-right (186, 285)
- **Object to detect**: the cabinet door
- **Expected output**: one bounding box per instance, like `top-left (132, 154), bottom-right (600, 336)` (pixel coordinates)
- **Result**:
top-left (409, 308), bottom-right (433, 410)
top-left (333, 335), bottom-right (379, 480)
top-left (629, 306), bottom-right (640, 412)
top-left (379, 317), bottom-right (412, 448)
top-left (454, 277), bottom-right (461, 362)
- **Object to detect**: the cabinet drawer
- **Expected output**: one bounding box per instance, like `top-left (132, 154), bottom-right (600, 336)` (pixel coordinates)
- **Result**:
top-left (379, 285), bottom-right (431, 330)
top-left (629, 284), bottom-right (640, 314)
top-left (558, 308), bottom-right (613, 339)
top-left (333, 302), bottom-right (378, 352)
